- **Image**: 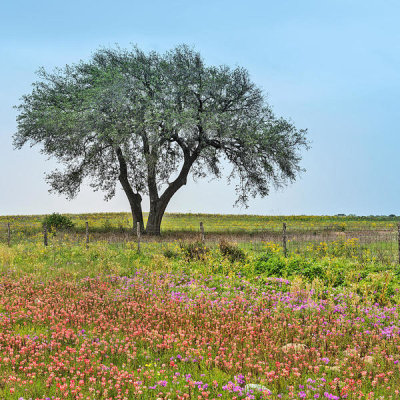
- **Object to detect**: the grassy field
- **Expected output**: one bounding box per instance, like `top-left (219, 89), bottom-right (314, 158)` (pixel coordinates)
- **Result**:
top-left (2, 212), bottom-right (399, 264)
top-left (1, 213), bottom-right (400, 399)
top-left (1, 212), bottom-right (399, 239)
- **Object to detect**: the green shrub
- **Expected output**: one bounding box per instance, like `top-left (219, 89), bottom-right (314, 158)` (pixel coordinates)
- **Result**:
top-left (101, 220), bottom-right (112, 231)
top-left (285, 257), bottom-right (306, 275)
top-left (42, 213), bottom-right (74, 232)
top-left (218, 240), bottom-right (246, 263)
top-left (254, 254), bottom-right (327, 281)
top-left (179, 241), bottom-right (209, 261)
top-left (254, 254), bottom-right (270, 274)
top-left (254, 255), bottom-right (286, 277)
top-left (286, 257), bottom-right (325, 281)
top-left (301, 262), bottom-right (325, 281)
top-left (163, 248), bottom-right (179, 259)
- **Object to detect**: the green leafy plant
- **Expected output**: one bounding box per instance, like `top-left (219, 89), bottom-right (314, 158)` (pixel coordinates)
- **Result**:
top-left (179, 241), bottom-right (209, 261)
top-left (286, 257), bottom-right (325, 281)
top-left (218, 240), bottom-right (246, 263)
top-left (163, 248), bottom-right (179, 259)
top-left (254, 254), bottom-right (286, 276)
top-left (42, 213), bottom-right (74, 232)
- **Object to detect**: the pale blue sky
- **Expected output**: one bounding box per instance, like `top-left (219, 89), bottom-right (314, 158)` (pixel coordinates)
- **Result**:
top-left (1, 0), bottom-right (399, 216)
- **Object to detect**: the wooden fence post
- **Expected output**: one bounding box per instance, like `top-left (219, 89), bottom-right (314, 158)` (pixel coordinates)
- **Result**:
top-left (398, 223), bottom-right (400, 264)
top-left (85, 221), bottom-right (89, 249)
top-left (282, 222), bottom-right (287, 257)
top-left (200, 221), bottom-right (205, 244)
top-left (44, 225), bottom-right (48, 247)
top-left (137, 222), bottom-right (141, 253)
top-left (7, 223), bottom-right (10, 246)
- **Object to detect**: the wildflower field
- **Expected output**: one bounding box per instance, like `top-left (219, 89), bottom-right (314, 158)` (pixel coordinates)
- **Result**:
top-left (1, 213), bottom-right (400, 399)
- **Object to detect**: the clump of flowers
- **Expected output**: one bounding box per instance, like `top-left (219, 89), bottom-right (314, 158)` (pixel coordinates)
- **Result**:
top-left (0, 266), bottom-right (399, 399)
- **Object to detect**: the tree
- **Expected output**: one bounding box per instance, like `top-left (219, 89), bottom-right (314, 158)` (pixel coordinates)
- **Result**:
top-left (14, 45), bottom-right (309, 235)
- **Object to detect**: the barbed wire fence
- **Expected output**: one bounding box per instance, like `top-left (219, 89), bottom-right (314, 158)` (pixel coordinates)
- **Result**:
top-left (229, 223), bottom-right (400, 264)
top-left (2, 219), bottom-right (400, 264)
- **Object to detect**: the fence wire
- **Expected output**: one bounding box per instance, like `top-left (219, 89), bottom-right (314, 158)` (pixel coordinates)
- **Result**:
top-left (1, 221), bottom-right (400, 264)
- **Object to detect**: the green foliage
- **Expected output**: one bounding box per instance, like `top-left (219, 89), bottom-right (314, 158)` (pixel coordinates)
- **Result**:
top-left (42, 213), bottom-right (74, 231)
top-left (101, 219), bottom-right (112, 231)
top-left (300, 262), bottom-right (325, 281)
top-left (1, 232), bottom-right (400, 305)
top-left (323, 222), bottom-right (346, 232)
top-left (254, 254), bottom-right (286, 277)
top-left (163, 248), bottom-right (179, 259)
top-left (14, 45), bottom-right (308, 234)
top-left (3, 212), bottom-right (400, 303)
top-left (218, 240), bottom-right (246, 263)
top-left (254, 254), bottom-right (326, 282)
top-left (179, 241), bottom-right (210, 261)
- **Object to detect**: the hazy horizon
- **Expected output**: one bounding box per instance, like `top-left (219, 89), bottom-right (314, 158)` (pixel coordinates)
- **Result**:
top-left (1, 210), bottom-right (397, 218)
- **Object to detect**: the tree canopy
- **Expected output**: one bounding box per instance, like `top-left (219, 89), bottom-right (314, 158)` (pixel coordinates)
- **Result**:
top-left (14, 45), bottom-right (309, 234)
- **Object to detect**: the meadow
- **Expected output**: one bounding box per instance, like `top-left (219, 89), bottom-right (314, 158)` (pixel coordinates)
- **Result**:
top-left (1, 213), bottom-right (399, 238)
top-left (1, 213), bottom-right (400, 399)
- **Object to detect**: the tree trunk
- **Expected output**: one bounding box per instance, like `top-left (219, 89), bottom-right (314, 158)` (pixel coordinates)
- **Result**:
top-left (144, 142), bottom-right (202, 235)
top-left (116, 146), bottom-right (145, 233)
top-left (145, 160), bottom-right (193, 235)
top-left (145, 200), bottom-right (164, 236)
top-left (119, 174), bottom-right (144, 232)
top-left (126, 190), bottom-right (145, 233)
